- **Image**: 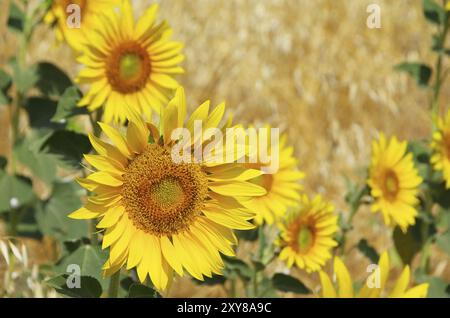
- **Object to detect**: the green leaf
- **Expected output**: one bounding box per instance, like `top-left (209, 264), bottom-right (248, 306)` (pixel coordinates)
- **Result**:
top-left (35, 62), bottom-right (72, 98)
top-left (51, 86), bottom-right (87, 122)
top-left (24, 97), bottom-right (63, 129)
top-left (0, 172), bottom-right (34, 213)
top-left (0, 156), bottom-right (7, 170)
top-left (7, 2), bottom-right (25, 32)
top-left (46, 275), bottom-right (102, 298)
top-left (357, 239), bottom-right (379, 263)
top-left (35, 181), bottom-right (88, 241)
top-left (0, 69), bottom-right (12, 106)
top-left (345, 182), bottom-right (369, 212)
top-left (236, 228), bottom-right (258, 241)
top-left (272, 273), bottom-right (311, 294)
top-left (40, 130), bottom-right (92, 168)
top-left (257, 277), bottom-right (278, 298)
top-left (393, 218), bottom-right (435, 265)
top-left (423, 0), bottom-right (447, 25)
top-left (128, 284), bottom-right (160, 298)
top-left (415, 272), bottom-right (450, 298)
top-left (193, 274), bottom-right (226, 286)
top-left (0, 92), bottom-right (9, 106)
top-left (62, 238), bottom-right (91, 255)
top-left (0, 69), bottom-right (12, 91)
top-left (10, 59), bottom-right (38, 94)
top-left (408, 140), bottom-right (431, 164)
top-left (223, 256), bottom-right (252, 281)
top-left (436, 231), bottom-right (450, 255)
top-left (430, 182), bottom-right (450, 209)
top-left (55, 244), bottom-right (108, 287)
top-left (14, 134), bottom-right (59, 184)
top-left (14, 206), bottom-right (42, 238)
top-left (394, 62), bottom-right (432, 88)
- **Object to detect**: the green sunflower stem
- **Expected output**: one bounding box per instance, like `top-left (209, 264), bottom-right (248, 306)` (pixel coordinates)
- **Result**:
top-left (229, 279), bottom-right (237, 298)
top-left (431, 9), bottom-right (449, 117)
top-left (107, 271), bottom-right (121, 298)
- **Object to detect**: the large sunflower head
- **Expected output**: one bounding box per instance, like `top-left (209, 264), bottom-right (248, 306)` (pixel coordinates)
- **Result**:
top-left (69, 87), bottom-right (267, 291)
top-left (319, 252), bottom-right (429, 298)
top-left (276, 195), bottom-right (338, 273)
top-left (367, 134), bottom-right (422, 233)
top-left (44, 0), bottom-right (121, 51)
top-left (243, 129), bottom-right (304, 225)
top-left (431, 109), bottom-right (450, 189)
top-left (75, 0), bottom-right (184, 123)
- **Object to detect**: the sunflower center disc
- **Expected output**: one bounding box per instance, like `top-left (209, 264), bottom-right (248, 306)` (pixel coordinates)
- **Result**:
top-left (149, 177), bottom-right (185, 209)
top-left (296, 226), bottom-right (314, 253)
top-left (119, 54), bottom-right (143, 81)
top-left (383, 169), bottom-right (399, 200)
top-left (106, 41), bottom-right (151, 94)
top-left (122, 144), bottom-right (208, 236)
top-left (444, 132), bottom-right (450, 160)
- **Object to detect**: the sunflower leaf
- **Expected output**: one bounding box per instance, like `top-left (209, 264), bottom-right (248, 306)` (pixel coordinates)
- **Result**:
top-left (0, 69), bottom-right (12, 106)
top-left (35, 181), bottom-right (88, 241)
top-left (14, 133), bottom-right (59, 184)
top-left (35, 62), bottom-right (72, 98)
top-left (223, 256), bottom-right (252, 281)
top-left (0, 172), bottom-right (34, 214)
top-left (422, 0), bottom-right (447, 25)
top-left (272, 273), bottom-right (311, 294)
top-left (394, 62), bottom-right (432, 88)
top-left (51, 86), bottom-right (87, 122)
top-left (128, 283), bottom-right (160, 298)
top-left (7, 2), bottom-right (25, 33)
top-left (39, 130), bottom-right (92, 168)
top-left (46, 274), bottom-right (102, 298)
top-left (10, 59), bottom-right (38, 94)
top-left (54, 244), bottom-right (108, 289)
top-left (393, 218), bottom-right (436, 265)
top-left (357, 239), bottom-right (379, 263)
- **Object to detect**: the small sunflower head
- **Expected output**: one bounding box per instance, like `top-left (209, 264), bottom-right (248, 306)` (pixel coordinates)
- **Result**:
top-left (431, 109), bottom-right (450, 189)
top-left (367, 134), bottom-right (422, 232)
top-left (44, 0), bottom-right (120, 51)
top-left (277, 195), bottom-right (338, 273)
top-left (244, 131), bottom-right (304, 225)
top-left (75, 0), bottom-right (184, 123)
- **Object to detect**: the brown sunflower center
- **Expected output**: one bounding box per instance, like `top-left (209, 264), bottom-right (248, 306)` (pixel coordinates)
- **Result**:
top-left (296, 226), bottom-right (314, 253)
top-left (122, 144), bottom-right (208, 236)
top-left (444, 132), bottom-right (450, 160)
top-left (106, 41), bottom-right (151, 94)
top-left (289, 220), bottom-right (316, 254)
top-left (382, 169), bottom-right (399, 200)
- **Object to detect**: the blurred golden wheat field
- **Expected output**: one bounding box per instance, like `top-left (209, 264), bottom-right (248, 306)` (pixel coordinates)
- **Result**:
top-left (0, 0), bottom-right (449, 299)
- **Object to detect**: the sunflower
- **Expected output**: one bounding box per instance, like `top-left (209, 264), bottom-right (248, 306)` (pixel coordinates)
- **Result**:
top-left (367, 134), bottom-right (422, 232)
top-left (431, 109), bottom-right (450, 189)
top-left (69, 87), bottom-right (266, 291)
top-left (75, 0), bottom-right (184, 123)
top-left (276, 195), bottom-right (338, 273)
top-left (319, 252), bottom-right (429, 298)
top-left (243, 130), bottom-right (304, 224)
top-left (44, 0), bottom-right (120, 51)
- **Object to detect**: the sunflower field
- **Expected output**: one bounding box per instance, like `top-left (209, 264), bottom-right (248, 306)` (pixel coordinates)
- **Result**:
top-left (0, 0), bottom-right (449, 300)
